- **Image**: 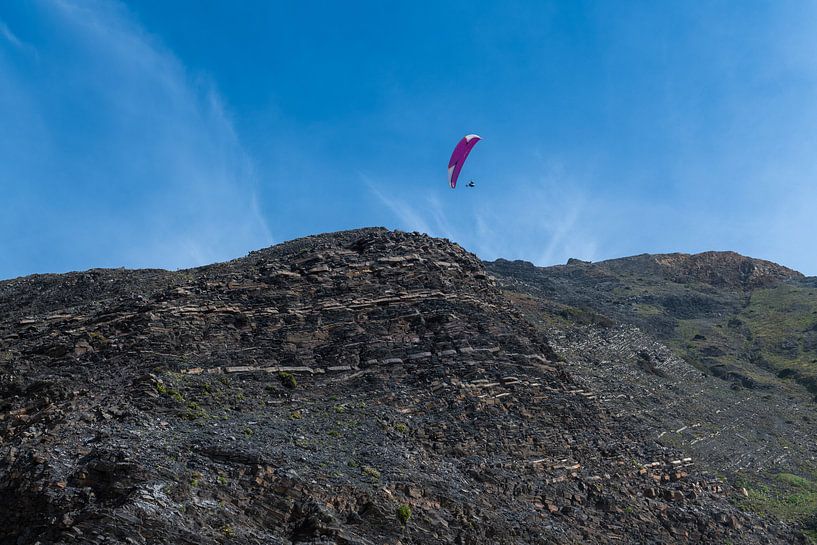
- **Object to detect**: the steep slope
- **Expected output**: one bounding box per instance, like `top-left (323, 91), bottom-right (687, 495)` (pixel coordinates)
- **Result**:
top-left (0, 229), bottom-right (800, 544)
top-left (487, 252), bottom-right (815, 392)
top-left (487, 252), bottom-right (817, 536)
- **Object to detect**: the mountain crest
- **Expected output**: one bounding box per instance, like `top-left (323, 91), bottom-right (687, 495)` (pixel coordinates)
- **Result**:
top-left (651, 251), bottom-right (803, 289)
top-left (0, 230), bottom-right (808, 544)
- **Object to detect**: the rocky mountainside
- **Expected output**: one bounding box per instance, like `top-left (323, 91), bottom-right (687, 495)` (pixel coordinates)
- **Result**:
top-left (650, 252), bottom-right (802, 289)
top-left (0, 229), bottom-right (804, 544)
top-left (487, 252), bottom-right (816, 392)
top-left (487, 251), bottom-right (817, 538)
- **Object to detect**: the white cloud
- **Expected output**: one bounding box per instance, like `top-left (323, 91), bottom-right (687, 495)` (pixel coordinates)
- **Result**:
top-left (0, 1), bottom-right (273, 277)
top-left (0, 18), bottom-right (38, 59)
top-left (363, 174), bottom-right (433, 235)
top-left (468, 176), bottom-right (601, 266)
top-left (0, 20), bottom-right (23, 49)
top-left (363, 165), bottom-right (602, 266)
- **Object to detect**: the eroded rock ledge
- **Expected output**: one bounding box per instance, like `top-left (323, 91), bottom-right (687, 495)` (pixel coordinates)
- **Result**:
top-left (0, 228), bottom-right (804, 544)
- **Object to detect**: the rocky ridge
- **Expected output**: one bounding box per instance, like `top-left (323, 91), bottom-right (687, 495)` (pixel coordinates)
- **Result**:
top-left (652, 251), bottom-right (802, 289)
top-left (487, 251), bottom-right (817, 536)
top-left (0, 229), bottom-right (804, 544)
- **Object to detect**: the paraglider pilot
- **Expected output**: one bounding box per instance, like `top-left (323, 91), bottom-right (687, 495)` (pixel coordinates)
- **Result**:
top-left (448, 134), bottom-right (481, 189)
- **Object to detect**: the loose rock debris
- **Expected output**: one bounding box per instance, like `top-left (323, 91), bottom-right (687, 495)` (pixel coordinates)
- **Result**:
top-left (0, 228), bottom-right (805, 544)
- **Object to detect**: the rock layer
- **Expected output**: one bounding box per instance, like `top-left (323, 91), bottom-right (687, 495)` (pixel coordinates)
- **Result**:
top-left (0, 229), bottom-right (803, 544)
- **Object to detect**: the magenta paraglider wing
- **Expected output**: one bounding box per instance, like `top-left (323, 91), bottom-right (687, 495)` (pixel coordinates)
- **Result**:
top-left (447, 134), bottom-right (481, 189)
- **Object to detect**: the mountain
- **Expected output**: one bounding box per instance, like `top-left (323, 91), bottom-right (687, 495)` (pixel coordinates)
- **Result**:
top-left (0, 229), bottom-right (808, 544)
top-left (487, 252), bottom-right (817, 392)
top-left (487, 251), bottom-right (817, 538)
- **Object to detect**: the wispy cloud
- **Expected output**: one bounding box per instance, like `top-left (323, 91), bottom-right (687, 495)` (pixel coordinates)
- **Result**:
top-left (0, 20), bottom-right (23, 49)
top-left (362, 165), bottom-right (601, 266)
top-left (0, 18), bottom-right (38, 58)
top-left (426, 194), bottom-right (456, 241)
top-left (0, 1), bottom-right (273, 277)
top-left (468, 176), bottom-right (601, 266)
top-left (363, 174), bottom-right (433, 235)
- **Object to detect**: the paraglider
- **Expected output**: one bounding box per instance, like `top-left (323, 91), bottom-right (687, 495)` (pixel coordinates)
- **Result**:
top-left (447, 134), bottom-right (481, 189)
top-left (466, 180), bottom-right (476, 188)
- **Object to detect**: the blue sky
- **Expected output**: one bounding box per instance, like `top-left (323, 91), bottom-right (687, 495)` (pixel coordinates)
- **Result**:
top-left (2, 1), bottom-right (817, 279)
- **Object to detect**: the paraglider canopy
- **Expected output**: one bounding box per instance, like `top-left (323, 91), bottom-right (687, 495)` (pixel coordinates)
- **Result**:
top-left (448, 134), bottom-right (481, 189)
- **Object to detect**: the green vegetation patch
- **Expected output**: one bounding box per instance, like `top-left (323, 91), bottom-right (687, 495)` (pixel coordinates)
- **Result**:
top-left (181, 400), bottom-right (207, 420)
top-left (740, 284), bottom-right (817, 391)
top-left (361, 466), bottom-right (381, 480)
top-left (660, 283), bottom-right (817, 392)
top-left (396, 504), bottom-right (412, 526)
top-left (737, 472), bottom-right (817, 526)
top-left (633, 303), bottom-right (664, 317)
top-left (278, 371), bottom-right (297, 389)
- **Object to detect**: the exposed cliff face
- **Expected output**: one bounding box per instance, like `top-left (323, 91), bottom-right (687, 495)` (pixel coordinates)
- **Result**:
top-left (486, 251), bottom-right (817, 390)
top-left (651, 251), bottom-right (802, 289)
top-left (487, 250), bottom-right (817, 536)
top-left (0, 229), bottom-right (801, 544)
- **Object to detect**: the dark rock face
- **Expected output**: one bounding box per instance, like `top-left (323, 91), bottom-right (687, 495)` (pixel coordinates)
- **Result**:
top-left (485, 251), bottom-right (816, 391)
top-left (0, 229), bottom-right (803, 544)
top-left (487, 249), bottom-right (817, 537)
